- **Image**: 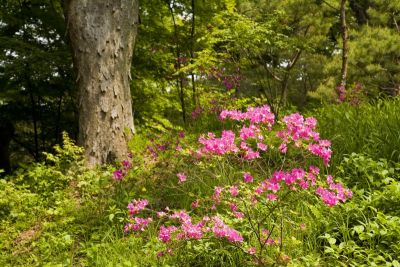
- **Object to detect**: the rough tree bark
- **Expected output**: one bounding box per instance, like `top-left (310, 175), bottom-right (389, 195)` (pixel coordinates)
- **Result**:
top-left (64, 0), bottom-right (139, 166)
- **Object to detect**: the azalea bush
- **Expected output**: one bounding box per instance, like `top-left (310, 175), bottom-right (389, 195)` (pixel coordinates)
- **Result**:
top-left (117, 105), bottom-right (352, 265)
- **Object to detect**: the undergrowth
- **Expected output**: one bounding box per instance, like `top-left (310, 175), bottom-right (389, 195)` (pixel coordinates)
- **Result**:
top-left (1, 99), bottom-right (400, 266)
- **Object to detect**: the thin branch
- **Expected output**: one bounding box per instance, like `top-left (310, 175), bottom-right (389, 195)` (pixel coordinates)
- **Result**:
top-left (393, 13), bottom-right (400, 33)
top-left (320, 0), bottom-right (339, 11)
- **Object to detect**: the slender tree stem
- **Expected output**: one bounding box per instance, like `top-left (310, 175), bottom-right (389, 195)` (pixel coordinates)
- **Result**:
top-left (340, 0), bottom-right (349, 88)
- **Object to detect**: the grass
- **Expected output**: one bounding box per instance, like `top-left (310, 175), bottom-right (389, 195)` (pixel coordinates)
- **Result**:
top-left (314, 98), bottom-right (400, 168)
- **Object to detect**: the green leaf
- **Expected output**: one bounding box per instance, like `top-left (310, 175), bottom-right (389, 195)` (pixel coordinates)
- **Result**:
top-left (353, 225), bottom-right (365, 234)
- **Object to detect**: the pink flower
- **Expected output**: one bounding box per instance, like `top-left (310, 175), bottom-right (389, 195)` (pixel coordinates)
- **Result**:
top-left (170, 210), bottom-right (191, 223)
top-left (125, 217), bottom-right (153, 232)
top-left (243, 172), bottom-right (254, 183)
top-left (191, 106), bottom-right (204, 120)
top-left (267, 194), bottom-right (278, 201)
top-left (257, 142), bottom-right (268, 151)
top-left (248, 247), bottom-right (257, 255)
top-left (181, 221), bottom-right (204, 239)
top-left (234, 211), bottom-right (244, 219)
top-left (309, 165), bottom-right (320, 175)
top-left (254, 186), bottom-right (264, 194)
top-left (211, 216), bottom-right (244, 242)
top-left (229, 203), bottom-right (238, 212)
top-left (177, 172), bottom-right (187, 183)
top-left (299, 179), bottom-right (310, 189)
top-left (159, 225), bottom-right (177, 243)
top-left (112, 169), bottom-right (124, 181)
top-left (219, 105), bottom-right (275, 127)
top-left (315, 187), bottom-right (338, 207)
top-left (262, 229), bottom-right (270, 236)
top-left (122, 160), bottom-right (131, 168)
top-left (198, 130), bottom-right (238, 155)
top-left (308, 143), bottom-right (332, 166)
top-left (279, 143), bottom-right (288, 153)
top-left (229, 186), bottom-right (239, 197)
top-left (239, 125), bottom-right (256, 140)
top-left (243, 149), bottom-right (260, 160)
top-left (127, 199), bottom-right (149, 216)
top-left (191, 200), bottom-right (199, 208)
top-left (240, 141), bottom-right (249, 150)
top-left (265, 239), bottom-right (276, 245)
top-left (263, 180), bottom-right (280, 192)
top-left (336, 85), bottom-right (346, 102)
top-left (157, 211), bottom-right (166, 218)
top-left (212, 186), bottom-right (224, 202)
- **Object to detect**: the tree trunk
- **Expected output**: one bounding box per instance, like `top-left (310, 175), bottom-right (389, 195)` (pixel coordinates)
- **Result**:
top-left (340, 0), bottom-right (349, 88)
top-left (190, 0), bottom-right (197, 106)
top-left (167, 1), bottom-right (186, 124)
top-left (64, 0), bottom-right (139, 166)
top-left (25, 64), bottom-right (39, 160)
top-left (0, 119), bottom-right (14, 175)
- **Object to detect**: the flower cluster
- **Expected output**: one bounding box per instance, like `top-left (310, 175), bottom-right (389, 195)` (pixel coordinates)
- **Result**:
top-left (124, 217), bottom-right (153, 232)
top-left (336, 85), bottom-right (346, 103)
top-left (158, 225), bottom-right (178, 242)
top-left (198, 105), bottom-right (275, 159)
top-left (219, 105), bottom-right (275, 127)
top-left (277, 113), bottom-right (332, 165)
top-left (199, 107), bottom-right (332, 165)
top-left (127, 199), bottom-right (149, 216)
top-left (112, 159), bottom-right (132, 181)
top-left (336, 82), bottom-right (364, 106)
top-left (125, 199), bottom-right (152, 233)
top-left (191, 106), bottom-right (204, 120)
top-left (211, 216), bottom-right (243, 242)
top-left (315, 175), bottom-right (353, 207)
top-left (206, 66), bottom-right (241, 91)
top-left (163, 211), bottom-right (244, 243)
top-left (198, 131), bottom-right (238, 155)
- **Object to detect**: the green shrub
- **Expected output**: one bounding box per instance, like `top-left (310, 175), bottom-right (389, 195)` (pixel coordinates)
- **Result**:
top-left (314, 154), bottom-right (400, 266)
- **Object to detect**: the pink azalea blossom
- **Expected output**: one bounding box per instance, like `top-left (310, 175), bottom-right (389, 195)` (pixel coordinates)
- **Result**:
top-left (191, 200), bottom-right (200, 208)
top-left (234, 211), bottom-right (244, 219)
top-left (229, 203), bottom-right (238, 212)
top-left (267, 193), bottom-right (278, 201)
top-left (127, 199), bottom-right (149, 216)
top-left (248, 247), bottom-right (257, 255)
top-left (159, 225), bottom-right (178, 243)
top-left (243, 172), bottom-right (254, 183)
top-left (229, 186), bottom-right (239, 197)
top-left (279, 143), bottom-right (288, 153)
top-left (177, 172), bottom-right (187, 183)
top-left (122, 160), bottom-right (131, 168)
top-left (211, 216), bottom-right (244, 242)
top-left (112, 169), bottom-right (124, 181)
top-left (257, 142), bottom-right (268, 151)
